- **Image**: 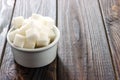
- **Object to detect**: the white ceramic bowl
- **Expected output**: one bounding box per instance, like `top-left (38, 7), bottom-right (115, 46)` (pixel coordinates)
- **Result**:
top-left (7, 26), bottom-right (60, 68)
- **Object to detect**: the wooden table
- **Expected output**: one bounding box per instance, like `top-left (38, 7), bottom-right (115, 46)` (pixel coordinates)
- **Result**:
top-left (0, 0), bottom-right (120, 80)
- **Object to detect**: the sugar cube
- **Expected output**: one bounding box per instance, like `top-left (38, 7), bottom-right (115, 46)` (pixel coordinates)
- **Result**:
top-left (31, 13), bottom-right (43, 20)
top-left (22, 19), bottom-right (31, 26)
top-left (23, 39), bottom-right (36, 49)
top-left (19, 22), bottom-right (32, 35)
top-left (25, 28), bottom-right (40, 42)
top-left (49, 29), bottom-right (56, 42)
top-left (36, 31), bottom-right (50, 47)
top-left (8, 29), bottom-right (19, 42)
top-left (12, 16), bottom-right (24, 28)
top-left (13, 34), bottom-right (25, 48)
top-left (43, 17), bottom-right (55, 29)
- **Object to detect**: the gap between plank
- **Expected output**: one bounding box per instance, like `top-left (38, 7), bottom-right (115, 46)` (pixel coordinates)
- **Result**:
top-left (97, 0), bottom-right (117, 80)
top-left (0, 0), bottom-right (16, 68)
top-left (56, 0), bottom-right (58, 79)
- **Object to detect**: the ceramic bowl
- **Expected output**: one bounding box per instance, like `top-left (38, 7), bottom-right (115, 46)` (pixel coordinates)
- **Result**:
top-left (7, 26), bottom-right (60, 68)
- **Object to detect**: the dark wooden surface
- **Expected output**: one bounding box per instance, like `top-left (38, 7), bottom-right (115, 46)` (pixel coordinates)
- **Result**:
top-left (57, 0), bottom-right (115, 80)
top-left (0, 0), bottom-right (120, 80)
top-left (98, 0), bottom-right (120, 79)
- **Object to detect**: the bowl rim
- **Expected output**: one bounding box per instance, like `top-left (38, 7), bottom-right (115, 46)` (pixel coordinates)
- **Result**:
top-left (7, 26), bottom-right (60, 52)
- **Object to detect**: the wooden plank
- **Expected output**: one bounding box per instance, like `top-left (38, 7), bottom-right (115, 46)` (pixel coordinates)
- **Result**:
top-left (0, 0), bottom-right (15, 64)
top-left (57, 0), bottom-right (115, 80)
top-left (0, 0), bottom-right (56, 80)
top-left (98, 0), bottom-right (120, 79)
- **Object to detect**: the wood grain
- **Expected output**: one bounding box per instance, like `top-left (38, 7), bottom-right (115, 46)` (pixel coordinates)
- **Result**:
top-left (57, 0), bottom-right (115, 80)
top-left (0, 0), bottom-right (56, 80)
top-left (98, 0), bottom-right (120, 79)
top-left (0, 0), bottom-right (15, 64)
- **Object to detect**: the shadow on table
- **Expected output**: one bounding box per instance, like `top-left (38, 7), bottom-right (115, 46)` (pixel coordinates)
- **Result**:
top-left (15, 57), bottom-right (73, 80)
top-left (13, 59), bottom-right (56, 80)
top-left (57, 56), bottom-right (73, 80)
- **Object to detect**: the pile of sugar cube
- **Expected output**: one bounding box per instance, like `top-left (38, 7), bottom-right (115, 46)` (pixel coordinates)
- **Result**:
top-left (8, 14), bottom-right (56, 49)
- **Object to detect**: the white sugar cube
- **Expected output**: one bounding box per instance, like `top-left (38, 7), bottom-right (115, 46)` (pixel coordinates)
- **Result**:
top-left (43, 17), bottom-right (55, 29)
top-left (12, 16), bottom-right (24, 28)
top-left (31, 14), bottom-right (43, 20)
top-left (22, 19), bottom-right (31, 26)
top-left (42, 26), bottom-right (50, 33)
top-left (32, 20), bottom-right (43, 30)
top-left (13, 34), bottom-right (25, 48)
top-left (25, 28), bottom-right (40, 42)
top-left (23, 39), bottom-right (35, 49)
top-left (19, 22), bottom-right (32, 35)
top-left (36, 31), bottom-right (50, 47)
top-left (49, 29), bottom-right (56, 42)
top-left (8, 29), bottom-right (19, 42)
